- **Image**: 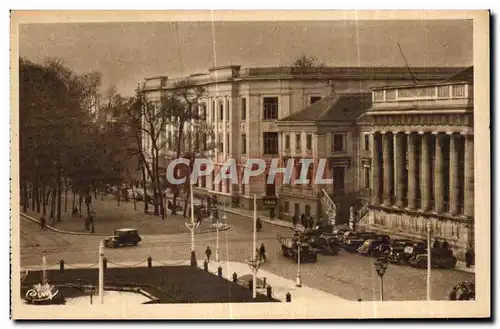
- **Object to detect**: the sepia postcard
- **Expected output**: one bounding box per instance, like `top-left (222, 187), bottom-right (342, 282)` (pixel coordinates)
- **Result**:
top-left (10, 10), bottom-right (490, 319)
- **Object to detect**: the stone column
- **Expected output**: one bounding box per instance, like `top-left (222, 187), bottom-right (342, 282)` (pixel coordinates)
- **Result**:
top-left (434, 132), bottom-right (444, 213)
top-left (382, 132), bottom-right (393, 205)
top-left (394, 132), bottom-right (405, 207)
top-left (420, 132), bottom-right (431, 211)
top-left (371, 132), bottom-right (381, 204)
top-left (448, 133), bottom-right (460, 215)
top-left (464, 134), bottom-right (474, 217)
top-left (406, 132), bottom-right (417, 209)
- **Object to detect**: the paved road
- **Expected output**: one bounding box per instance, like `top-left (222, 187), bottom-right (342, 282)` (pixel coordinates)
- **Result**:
top-left (20, 212), bottom-right (474, 301)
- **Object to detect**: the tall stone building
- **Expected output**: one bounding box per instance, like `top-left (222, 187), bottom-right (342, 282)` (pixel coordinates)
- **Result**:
top-left (139, 65), bottom-right (464, 210)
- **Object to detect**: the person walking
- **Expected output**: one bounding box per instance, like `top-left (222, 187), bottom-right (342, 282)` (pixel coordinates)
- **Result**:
top-left (270, 208), bottom-right (275, 221)
top-left (308, 215), bottom-right (314, 231)
top-left (39, 215), bottom-right (46, 230)
top-left (300, 213), bottom-right (306, 228)
top-left (292, 214), bottom-right (298, 228)
top-left (465, 244), bottom-right (475, 268)
top-left (259, 243), bottom-right (266, 262)
top-left (205, 246), bottom-right (212, 262)
top-left (256, 217), bottom-right (262, 232)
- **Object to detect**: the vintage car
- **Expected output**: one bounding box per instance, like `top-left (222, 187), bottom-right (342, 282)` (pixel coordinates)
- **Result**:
top-left (310, 234), bottom-right (341, 255)
top-left (357, 238), bottom-right (391, 257)
top-left (388, 240), bottom-right (427, 264)
top-left (277, 234), bottom-right (318, 263)
top-left (409, 247), bottom-right (458, 269)
top-left (342, 232), bottom-right (390, 252)
top-left (105, 228), bottom-right (142, 248)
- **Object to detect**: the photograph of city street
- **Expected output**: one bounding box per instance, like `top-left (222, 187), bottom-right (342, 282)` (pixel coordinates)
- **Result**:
top-left (11, 11), bottom-right (490, 319)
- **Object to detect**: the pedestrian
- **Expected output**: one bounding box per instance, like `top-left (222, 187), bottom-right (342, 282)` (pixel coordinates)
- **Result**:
top-left (449, 286), bottom-right (458, 301)
top-left (270, 208), bottom-right (275, 221)
top-left (432, 238), bottom-right (441, 249)
top-left (292, 214), bottom-right (298, 228)
top-left (256, 217), bottom-right (262, 232)
top-left (442, 239), bottom-right (450, 250)
top-left (465, 244), bottom-right (474, 268)
top-left (308, 215), bottom-right (314, 231)
top-left (300, 213), bottom-right (306, 228)
top-left (205, 246), bottom-right (212, 262)
top-left (259, 243), bottom-right (266, 262)
top-left (39, 215), bottom-right (46, 230)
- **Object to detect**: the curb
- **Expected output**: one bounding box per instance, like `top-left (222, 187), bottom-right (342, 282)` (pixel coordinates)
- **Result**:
top-left (220, 209), bottom-right (295, 230)
top-left (20, 212), bottom-right (230, 237)
top-left (20, 213), bottom-right (109, 236)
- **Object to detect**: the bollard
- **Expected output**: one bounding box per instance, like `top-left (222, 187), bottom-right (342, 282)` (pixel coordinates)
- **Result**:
top-left (266, 285), bottom-right (272, 298)
top-left (59, 259), bottom-right (64, 274)
top-left (232, 272), bottom-right (238, 283)
top-left (147, 256), bottom-right (152, 268)
top-left (285, 292), bottom-right (291, 303)
top-left (217, 266), bottom-right (222, 278)
top-left (103, 257), bottom-right (107, 270)
top-left (248, 279), bottom-right (253, 291)
top-left (203, 260), bottom-right (208, 271)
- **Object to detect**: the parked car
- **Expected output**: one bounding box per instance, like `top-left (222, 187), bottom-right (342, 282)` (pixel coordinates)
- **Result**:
top-left (389, 240), bottom-right (427, 264)
top-left (277, 234), bottom-right (318, 263)
top-left (409, 247), bottom-right (457, 269)
top-left (357, 238), bottom-right (391, 257)
top-left (343, 232), bottom-right (390, 252)
top-left (104, 228), bottom-right (142, 248)
top-left (311, 234), bottom-right (341, 255)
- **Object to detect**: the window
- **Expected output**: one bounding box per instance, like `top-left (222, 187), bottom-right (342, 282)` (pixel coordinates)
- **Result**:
top-left (226, 134), bottom-right (229, 151)
top-left (265, 175), bottom-right (275, 196)
top-left (364, 167), bottom-right (371, 189)
top-left (306, 134), bottom-right (312, 151)
top-left (168, 131), bottom-right (172, 149)
top-left (218, 134), bottom-right (223, 151)
top-left (241, 98), bottom-right (247, 120)
top-left (294, 203), bottom-right (300, 216)
top-left (333, 167), bottom-right (345, 194)
top-left (263, 97), bottom-right (278, 120)
top-left (284, 202), bottom-right (290, 214)
top-left (219, 103), bottom-right (224, 120)
top-left (212, 101), bottom-right (215, 121)
top-left (333, 133), bottom-right (345, 152)
top-left (285, 134), bottom-right (290, 150)
top-left (201, 103), bottom-right (207, 120)
top-left (364, 134), bottom-right (370, 151)
top-left (295, 134), bottom-right (302, 152)
top-left (310, 96), bottom-right (322, 104)
top-left (241, 134), bottom-right (247, 154)
top-left (438, 85), bottom-right (450, 98)
top-left (241, 183), bottom-right (245, 195)
top-left (305, 204), bottom-right (311, 217)
top-left (226, 99), bottom-right (230, 120)
top-left (452, 85), bottom-right (465, 98)
top-left (263, 132), bottom-right (279, 155)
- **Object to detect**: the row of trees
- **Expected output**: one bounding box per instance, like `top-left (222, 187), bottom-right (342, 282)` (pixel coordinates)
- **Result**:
top-left (19, 58), bottom-right (121, 223)
top-left (19, 56), bottom-right (215, 223)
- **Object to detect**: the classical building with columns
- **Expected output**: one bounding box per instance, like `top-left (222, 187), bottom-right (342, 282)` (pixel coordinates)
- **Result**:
top-left (139, 65), bottom-right (465, 211)
top-left (357, 66), bottom-right (474, 258)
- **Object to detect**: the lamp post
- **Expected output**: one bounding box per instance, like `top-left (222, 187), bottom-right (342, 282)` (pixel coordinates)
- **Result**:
top-left (296, 232), bottom-right (302, 287)
top-left (426, 219), bottom-right (432, 301)
top-left (245, 194), bottom-right (259, 299)
top-left (99, 240), bottom-right (104, 304)
top-left (185, 184), bottom-right (199, 267)
top-left (374, 256), bottom-right (388, 301)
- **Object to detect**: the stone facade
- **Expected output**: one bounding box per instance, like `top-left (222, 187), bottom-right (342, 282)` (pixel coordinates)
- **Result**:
top-left (139, 65), bottom-right (465, 211)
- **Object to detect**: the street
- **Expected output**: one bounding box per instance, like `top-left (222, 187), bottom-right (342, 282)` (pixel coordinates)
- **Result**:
top-left (20, 205), bottom-right (474, 302)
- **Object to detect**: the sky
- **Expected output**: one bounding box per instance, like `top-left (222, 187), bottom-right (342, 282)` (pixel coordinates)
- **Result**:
top-left (19, 19), bottom-right (473, 96)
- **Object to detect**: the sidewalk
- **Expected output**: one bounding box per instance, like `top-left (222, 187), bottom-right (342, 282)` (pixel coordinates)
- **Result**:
top-left (22, 259), bottom-right (345, 304)
top-left (221, 207), bottom-right (302, 231)
top-left (21, 195), bottom-right (230, 236)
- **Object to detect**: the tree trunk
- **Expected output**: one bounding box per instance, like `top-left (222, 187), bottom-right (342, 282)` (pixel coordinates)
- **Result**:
top-left (42, 185), bottom-right (48, 216)
top-left (182, 153), bottom-right (195, 217)
top-left (35, 178), bottom-right (40, 213)
top-left (31, 175), bottom-right (37, 211)
top-left (64, 178), bottom-right (68, 213)
top-left (56, 168), bottom-right (62, 222)
top-left (78, 193), bottom-right (82, 217)
top-left (141, 160), bottom-right (148, 214)
top-left (21, 176), bottom-right (27, 213)
top-left (72, 189), bottom-right (76, 212)
top-left (50, 186), bottom-right (56, 223)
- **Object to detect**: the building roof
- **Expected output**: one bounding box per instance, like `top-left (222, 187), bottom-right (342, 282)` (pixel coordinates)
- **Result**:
top-left (448, 66), bottom-right (473, 83)
top-left (278, 93), bottom-right (372, 123)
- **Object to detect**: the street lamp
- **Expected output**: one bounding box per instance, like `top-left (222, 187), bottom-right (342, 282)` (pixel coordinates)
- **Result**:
top-left (295, 232), bottom-right (303, 288)
top-left (185, 184), bottom-right (199, 267)
top-left (426, 219), bottom-right (432, 301)
top-left (245, 194), bottom-right (259, 299)
top-left (374, 256), bottom-right (389, 301)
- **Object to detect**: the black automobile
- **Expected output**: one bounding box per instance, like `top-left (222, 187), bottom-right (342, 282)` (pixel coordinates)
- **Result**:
top-left (357, 238), bottom-right (390, 257)
top-left (409, 246), bottom-right (458, 269)
top-left (311, 234), bottom-right (341, 255)
top-left (343, 232), bottom-right (389, 252)
top-left (105, 228), bottom-right (142, 248)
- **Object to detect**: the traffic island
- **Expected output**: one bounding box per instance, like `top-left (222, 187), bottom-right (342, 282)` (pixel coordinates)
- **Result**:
top-left (21, 265), bottom-right (278, 304)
